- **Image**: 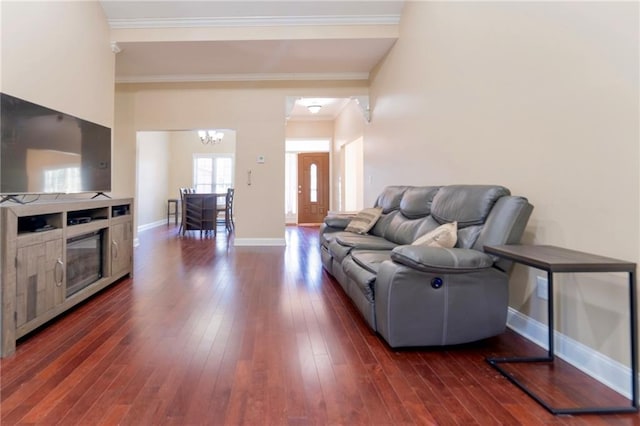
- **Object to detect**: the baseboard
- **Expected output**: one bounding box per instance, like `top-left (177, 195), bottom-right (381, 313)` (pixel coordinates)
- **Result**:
top-left (507, 307), bottom-right (636, 400)
top-left (137, 219), bottom-right (166, 233)
top-left (233, 238), bottom-right (286, 246)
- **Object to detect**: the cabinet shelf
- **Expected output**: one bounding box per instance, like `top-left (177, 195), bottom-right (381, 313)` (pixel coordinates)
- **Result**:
top-left (17, 213), bottom-right (63, 234)
top-left (66, 220), bottom-right (108, 238)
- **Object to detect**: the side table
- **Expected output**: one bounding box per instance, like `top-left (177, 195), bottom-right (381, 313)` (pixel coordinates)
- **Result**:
top-left (167, 198), bottom-right (179, 225)
top-left (484, 244), bottom-right (637, 415)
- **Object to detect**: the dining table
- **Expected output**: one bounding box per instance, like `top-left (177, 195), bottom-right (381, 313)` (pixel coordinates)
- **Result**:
top-left (181, 192), bottom-right (227, 236)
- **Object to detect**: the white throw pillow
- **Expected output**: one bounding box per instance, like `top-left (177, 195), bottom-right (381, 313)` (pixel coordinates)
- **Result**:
top-left (345, 207), bottom-right (383, 234)
top-left (412, 221), bottom-right (458, 248)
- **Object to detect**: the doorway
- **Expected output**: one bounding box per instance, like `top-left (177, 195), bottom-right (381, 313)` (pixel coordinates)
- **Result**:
top-left (297, 152), bottom-right (329, 224)
top-left (135, 130), bottom-right (236, 233)
top-left (284, 139), bottom-right (330, 224)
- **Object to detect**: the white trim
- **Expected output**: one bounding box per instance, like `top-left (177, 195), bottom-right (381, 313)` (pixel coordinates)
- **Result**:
top-left (108, 15), bottom-right (401, 29)
top-left (234, 238), bottom-right (286, 246)
top-left (137, 219), bottom-right (167, 233)
top-left (285, 138), bottom-right (332, 153)
top-left (285, 214), bottom-right (297, 225)
top-left (507, 307), bottom-right (637, 401)
top-left (115, 72), bottom-right (369, 84)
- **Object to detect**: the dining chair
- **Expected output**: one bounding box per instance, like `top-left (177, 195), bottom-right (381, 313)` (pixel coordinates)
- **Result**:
top-left (178, 187), bottom-right (189, 234)
top-left (225, 188), bottom-right (235, 232)
top-left (216, 188), bottom-right (235, 232)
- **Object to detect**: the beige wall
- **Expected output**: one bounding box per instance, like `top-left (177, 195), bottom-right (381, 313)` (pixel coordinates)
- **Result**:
top-left (285, 120), bottom-right (334, 140)
top-left (114, 82), bottom-right (366, 243)
top-left (113, 89), bottom-right (137, 199)
top-left (1, 1), bottom-right (114, 126)
top-left (334, 101), bottom-right (367, 210)
top-left (137, 132), bottom-right (170, 227)
top-left (369, 1), bottom-right (639, 364)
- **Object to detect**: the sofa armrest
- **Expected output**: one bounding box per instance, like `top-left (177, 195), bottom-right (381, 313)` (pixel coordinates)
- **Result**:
top-left (390, 246), bottom-right (494, 273)
top-left (323, 214), bottom-right (355, 229)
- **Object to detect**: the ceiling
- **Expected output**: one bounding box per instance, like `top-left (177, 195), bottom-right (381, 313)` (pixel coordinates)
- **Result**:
top-left (101, 1), bottom-right (404, 120)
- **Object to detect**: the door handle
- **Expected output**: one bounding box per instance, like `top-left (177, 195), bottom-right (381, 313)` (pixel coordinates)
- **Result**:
top-left (55, 258), bottom-right (64, 286)
top-left (112, 240), bottom-right (119, 260)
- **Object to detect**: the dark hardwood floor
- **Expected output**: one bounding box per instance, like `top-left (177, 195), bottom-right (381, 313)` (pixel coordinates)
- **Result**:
top-left (1, 224), bottom-right (638, 425)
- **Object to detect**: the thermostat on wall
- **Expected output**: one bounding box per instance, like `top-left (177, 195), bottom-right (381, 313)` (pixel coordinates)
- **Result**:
top-left (257, 155), bottom-right (265, 164)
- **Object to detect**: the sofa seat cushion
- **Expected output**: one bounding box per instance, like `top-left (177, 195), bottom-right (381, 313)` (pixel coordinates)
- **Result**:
top-left (329, 234), bottom-right (396, 264)
top-left (335, 234), bottom-right (398, 250)
top-left (320, 230), bottom-right (352, 248)
top-left (391, 246), bottom-right (494, 273)
top-left (351, 249), bottom-right (392, 274)
top-left (328, 240), bottom-right (356, 263)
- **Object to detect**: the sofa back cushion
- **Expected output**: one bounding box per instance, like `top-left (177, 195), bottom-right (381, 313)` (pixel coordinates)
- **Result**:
top-left (370, 186), bottom-right (410, 239)
top-left (370, 210), bottom-right (398, 237)
top-left (430, 185), bottom-right (510, 227)
top-left (374, 186), bottom-right (410, 214)
top-left (370, 185), bottom-right (516, 249)
top-left (399, 186), bottom-right (440, 219)
top-left (374, 187), bottom-right (440, 245)
top-left (381, 214), bottom-right (433, 245)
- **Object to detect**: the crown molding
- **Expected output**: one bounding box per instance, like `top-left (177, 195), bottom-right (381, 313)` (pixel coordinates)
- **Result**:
top-left (110, 42), bottom-right (122, 54)
top-left (108, 14), bottom-right (400, 29)
top-left (115, 72), bottom-right (369, 84)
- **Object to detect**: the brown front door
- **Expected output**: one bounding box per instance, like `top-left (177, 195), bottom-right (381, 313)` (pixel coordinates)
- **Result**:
top-left (297, 152), bottom-right (329, 224)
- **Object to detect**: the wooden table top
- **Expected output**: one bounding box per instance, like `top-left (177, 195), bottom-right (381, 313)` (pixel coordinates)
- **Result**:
top-left (184, 192), bottom-right (226, 197)
top-left (484, 244), bottom-right (636, 273)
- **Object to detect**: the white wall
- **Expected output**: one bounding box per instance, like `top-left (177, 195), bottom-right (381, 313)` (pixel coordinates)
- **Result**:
top-left (136, 132), bottom-right (170, 227)
top-left (369, 1), bottom-right (639, 364)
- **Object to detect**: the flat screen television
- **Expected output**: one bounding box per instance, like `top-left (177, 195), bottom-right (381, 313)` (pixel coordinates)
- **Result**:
top-left (1, 93), bottom-right (111, 196)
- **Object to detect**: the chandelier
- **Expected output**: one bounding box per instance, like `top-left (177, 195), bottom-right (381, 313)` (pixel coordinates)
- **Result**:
top-left (198, 130), bottom-right (224, 144)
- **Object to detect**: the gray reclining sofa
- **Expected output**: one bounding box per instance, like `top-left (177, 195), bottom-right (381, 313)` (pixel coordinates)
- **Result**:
top-left (320, 185), bottom-right (533, 348)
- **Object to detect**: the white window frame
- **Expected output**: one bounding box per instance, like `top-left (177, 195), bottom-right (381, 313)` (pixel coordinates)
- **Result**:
top-left (193, 153), bottom-right (235, 193)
